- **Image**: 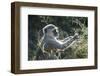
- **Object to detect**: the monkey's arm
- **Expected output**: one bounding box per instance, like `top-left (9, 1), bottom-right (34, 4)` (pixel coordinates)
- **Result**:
top-left (44, 33), bottom-right (79, 50)
top-left (44, 37), bottom-right (74, 50)
top-left (44, 38), bottom-right (65, 49)
top-left (60, 36), bottom-right (73, 42)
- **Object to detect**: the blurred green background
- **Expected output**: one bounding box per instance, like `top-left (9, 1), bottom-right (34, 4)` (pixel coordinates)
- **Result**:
top-left (28, 15), bottom-right (88, 60)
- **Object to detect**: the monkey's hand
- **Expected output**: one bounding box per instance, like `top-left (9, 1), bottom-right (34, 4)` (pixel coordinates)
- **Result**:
top-left (73, 33), bottom-right (79, 40)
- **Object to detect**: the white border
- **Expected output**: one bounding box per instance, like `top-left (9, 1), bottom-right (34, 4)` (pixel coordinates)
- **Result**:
top-left (20, 6), bottom-right (95, 70)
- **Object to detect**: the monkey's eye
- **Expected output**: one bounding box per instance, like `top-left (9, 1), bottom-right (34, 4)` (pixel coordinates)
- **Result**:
top-left (52, 29), bottom-right (56, 33)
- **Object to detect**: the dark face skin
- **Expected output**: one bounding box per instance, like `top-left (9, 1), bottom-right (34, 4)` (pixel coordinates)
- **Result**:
top-left (52, 29), bottom-right (59, 37)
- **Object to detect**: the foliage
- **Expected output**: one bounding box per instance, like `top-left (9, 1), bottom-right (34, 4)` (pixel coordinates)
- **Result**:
top-left (28, 15), bottom-right (88, 60)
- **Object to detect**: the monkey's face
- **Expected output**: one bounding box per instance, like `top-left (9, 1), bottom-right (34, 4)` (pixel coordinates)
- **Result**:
top-left (43, 24), bottom-right (59, 38)
top-left (52, 28), bottom-right (59, 38)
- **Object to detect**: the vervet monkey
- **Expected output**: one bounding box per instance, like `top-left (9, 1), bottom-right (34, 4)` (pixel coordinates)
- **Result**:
top-left (36, 24), bottom-right (79, 59)
top-left (41, 24), bottom-right (79, 52)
